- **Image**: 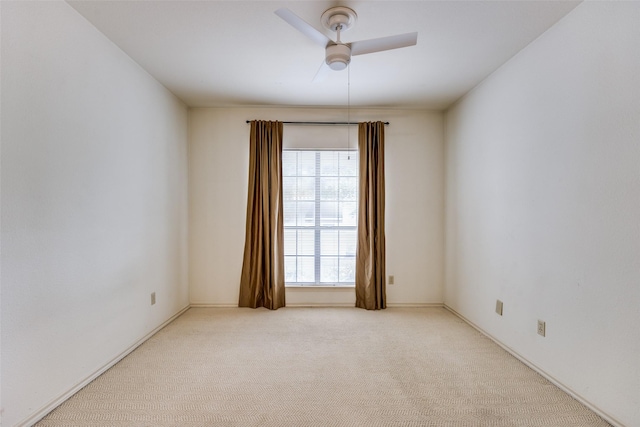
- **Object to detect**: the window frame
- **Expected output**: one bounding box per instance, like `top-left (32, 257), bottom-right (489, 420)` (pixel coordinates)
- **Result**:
top-left (283, 149), bottom-right (358, 287)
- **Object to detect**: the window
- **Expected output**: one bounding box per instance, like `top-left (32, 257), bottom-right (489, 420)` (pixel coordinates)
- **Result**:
top-left (283, 150), bottom-right (358, 286)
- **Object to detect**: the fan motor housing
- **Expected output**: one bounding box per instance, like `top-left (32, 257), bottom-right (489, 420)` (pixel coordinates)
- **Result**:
top-left (326, 43), bottom-right (351, 70)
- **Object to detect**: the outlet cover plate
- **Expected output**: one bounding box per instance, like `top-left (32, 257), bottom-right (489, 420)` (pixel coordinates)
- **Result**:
top-left (151, 292), bottom-right (156, 306)
top-left (537, 320), bottom-right (546, 336)
top-left (495, 300), bottom-right (503, 316)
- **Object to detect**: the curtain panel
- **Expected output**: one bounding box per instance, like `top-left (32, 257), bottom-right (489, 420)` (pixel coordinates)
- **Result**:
top-left (355, 121), bottom-right (387, 310)
top-left (238, 120), bottom-right (286, 310)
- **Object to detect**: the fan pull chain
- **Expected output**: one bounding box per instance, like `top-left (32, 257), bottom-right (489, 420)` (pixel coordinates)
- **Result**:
top-left (347, 63), bottom-right (351, 160)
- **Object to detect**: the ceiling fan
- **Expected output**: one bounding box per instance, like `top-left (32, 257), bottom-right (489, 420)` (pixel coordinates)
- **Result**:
top-left (275, 6), bottom-right (417, 77)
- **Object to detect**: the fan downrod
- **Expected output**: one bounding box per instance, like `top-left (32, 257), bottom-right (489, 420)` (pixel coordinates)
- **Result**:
top-left (321, 6), bottom-right (358, 33)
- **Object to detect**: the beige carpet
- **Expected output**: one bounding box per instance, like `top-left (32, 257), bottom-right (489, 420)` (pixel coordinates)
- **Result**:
top-left (37, 307), bottom-right (610, 426)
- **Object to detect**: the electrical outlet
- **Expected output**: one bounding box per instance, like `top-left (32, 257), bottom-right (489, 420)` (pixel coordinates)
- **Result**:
top-left (151, 292), bottom-right (156, 306)
top-left (388, 275), bottom-right (395, 285)
top-left (495, 300), bottom-right (503, 316)
top-left (537, 320), bottom-right (546, 337)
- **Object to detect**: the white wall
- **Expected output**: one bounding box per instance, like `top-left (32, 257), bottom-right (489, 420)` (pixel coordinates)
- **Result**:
top-left (444, 2), bottom-right (640, 426)
top-left (1, 2), bottom-right (189, 425)
top-left (189, 107), bottom-right (443, 307)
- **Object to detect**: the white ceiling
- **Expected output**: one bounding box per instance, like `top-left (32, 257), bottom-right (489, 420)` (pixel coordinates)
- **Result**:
top-left (67, 1), bottom-right (580, 110)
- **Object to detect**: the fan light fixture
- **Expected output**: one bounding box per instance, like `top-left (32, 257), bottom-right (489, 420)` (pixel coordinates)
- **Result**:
top-left (326, 44), bottom-right (351, 70)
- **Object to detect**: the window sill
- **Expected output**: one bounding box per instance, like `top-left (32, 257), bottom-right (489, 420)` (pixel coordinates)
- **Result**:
top-left (285, 284), bottom-right (355, 289)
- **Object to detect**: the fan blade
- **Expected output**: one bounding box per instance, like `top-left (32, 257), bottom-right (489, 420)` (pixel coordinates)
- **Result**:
top-left (275, 8), bottom-right (331, 48)
top-left (312, 60), bottom-right (331, 83)
top-left (350, 32), bottom-right (418, 56)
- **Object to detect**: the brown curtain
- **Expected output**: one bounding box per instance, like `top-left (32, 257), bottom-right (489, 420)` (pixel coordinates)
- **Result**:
top-left (238, 121), bottom-right (286, 310)
top-left (355, 121), bottom-right (386, 310)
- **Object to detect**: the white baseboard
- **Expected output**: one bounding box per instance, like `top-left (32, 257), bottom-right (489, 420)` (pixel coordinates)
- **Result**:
top-left (387, 302), bottom-right (444, 308)
top-left (286, 302), bottom-right (354, 307)
top-left (443, 305), bottom-right (624, 427)
top-left (190, 302), bottom-right (445, 308)
top-left (189, 303), bottom-right (238, 308)
top-left (19, 305), bottom-right (190, 427)
top-left (190, 303), bottom-right (356, 308)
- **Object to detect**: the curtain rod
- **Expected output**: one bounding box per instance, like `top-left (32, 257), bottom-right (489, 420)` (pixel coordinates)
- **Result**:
top-left (245, 120), bottom-right (389, 126)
